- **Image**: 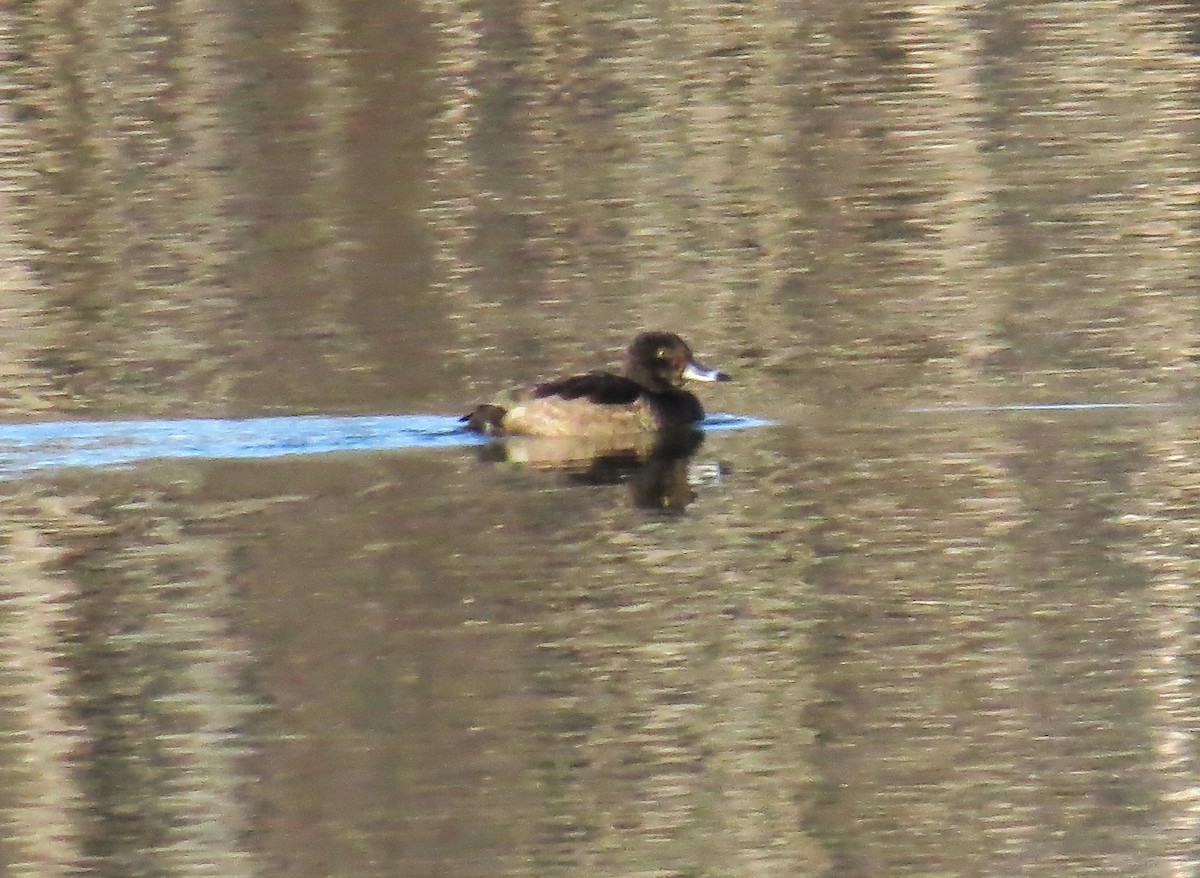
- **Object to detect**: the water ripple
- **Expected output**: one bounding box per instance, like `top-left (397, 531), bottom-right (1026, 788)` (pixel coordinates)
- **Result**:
top-left (0, 413), bottom-right (771, 475)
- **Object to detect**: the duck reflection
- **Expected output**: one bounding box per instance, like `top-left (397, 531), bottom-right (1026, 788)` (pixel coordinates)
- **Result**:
top-left (477, 427), bottom-right (710, 513)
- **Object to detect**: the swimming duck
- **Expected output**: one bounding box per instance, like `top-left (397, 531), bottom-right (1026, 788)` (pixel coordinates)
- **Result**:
top-left (462, 331), bottom-right (729, 437)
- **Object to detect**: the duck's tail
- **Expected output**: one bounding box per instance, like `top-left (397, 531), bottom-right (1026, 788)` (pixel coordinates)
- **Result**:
top-left (461, 404), bottom-right (508, 435)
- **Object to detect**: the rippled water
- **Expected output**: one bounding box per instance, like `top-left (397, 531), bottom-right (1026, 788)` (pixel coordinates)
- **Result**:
top-left (2, 2), bottom-right (1199, 877)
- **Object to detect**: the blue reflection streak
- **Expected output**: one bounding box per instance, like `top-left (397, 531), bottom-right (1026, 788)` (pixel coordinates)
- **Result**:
top-left (907, 401), bottom-right (1183, 414)
top-left (0, 413), bottom-right (773, 476)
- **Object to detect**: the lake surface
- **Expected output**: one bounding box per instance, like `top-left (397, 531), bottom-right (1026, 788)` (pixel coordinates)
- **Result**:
top-left (2, 2), bottom-right (1199, 877)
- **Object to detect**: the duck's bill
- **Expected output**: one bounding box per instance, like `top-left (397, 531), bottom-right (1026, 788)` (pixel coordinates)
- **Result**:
top-left (683, 361), bottom-right (731, 382)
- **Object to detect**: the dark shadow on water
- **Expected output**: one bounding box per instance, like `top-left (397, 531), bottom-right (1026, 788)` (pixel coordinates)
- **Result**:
top-left (0, 413), bottom-right (772, 477)
top-left (475, 426), bottom-right (719, 513)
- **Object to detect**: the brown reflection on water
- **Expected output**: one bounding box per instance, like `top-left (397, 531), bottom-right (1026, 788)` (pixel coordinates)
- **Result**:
top-left (426, 0), bottom-right (798, 381)
top-left (1, 476), bottom-right (258, 876)
top-left (7, 0), bottom-right (244, 414)
top-left (788, 409), bottom-right (1200, 875)
top-left (4, 0), bottom-right (446, 417)
top-left (2, 414), bottom-right (1199, 875)
top-left (7, 0), bottom-right (1199, 417)
top-left (202, 441), bottom-right (826, 878)
top-left (3, 0), bottom-right (1200, 877)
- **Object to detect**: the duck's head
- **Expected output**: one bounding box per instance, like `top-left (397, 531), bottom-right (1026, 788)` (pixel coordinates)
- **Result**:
top-left (624, 331), bottom-right (730, 393)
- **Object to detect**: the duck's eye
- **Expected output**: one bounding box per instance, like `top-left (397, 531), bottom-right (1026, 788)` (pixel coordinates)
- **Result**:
top-left (656, 348), bottom-right (668, 359)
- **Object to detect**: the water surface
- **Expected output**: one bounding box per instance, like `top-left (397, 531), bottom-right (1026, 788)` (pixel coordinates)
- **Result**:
top-left (1, 2), bottom-right (1199, 877)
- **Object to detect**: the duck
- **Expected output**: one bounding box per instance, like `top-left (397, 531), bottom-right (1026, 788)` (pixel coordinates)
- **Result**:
top-left (462, 331), bottom-right (729, 437)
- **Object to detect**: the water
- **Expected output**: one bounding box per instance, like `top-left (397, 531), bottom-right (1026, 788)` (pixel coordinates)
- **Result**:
top-left (0, 413), bottom-right (769, 476)
top-left (2, 2), bottom-right (1199, 877)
